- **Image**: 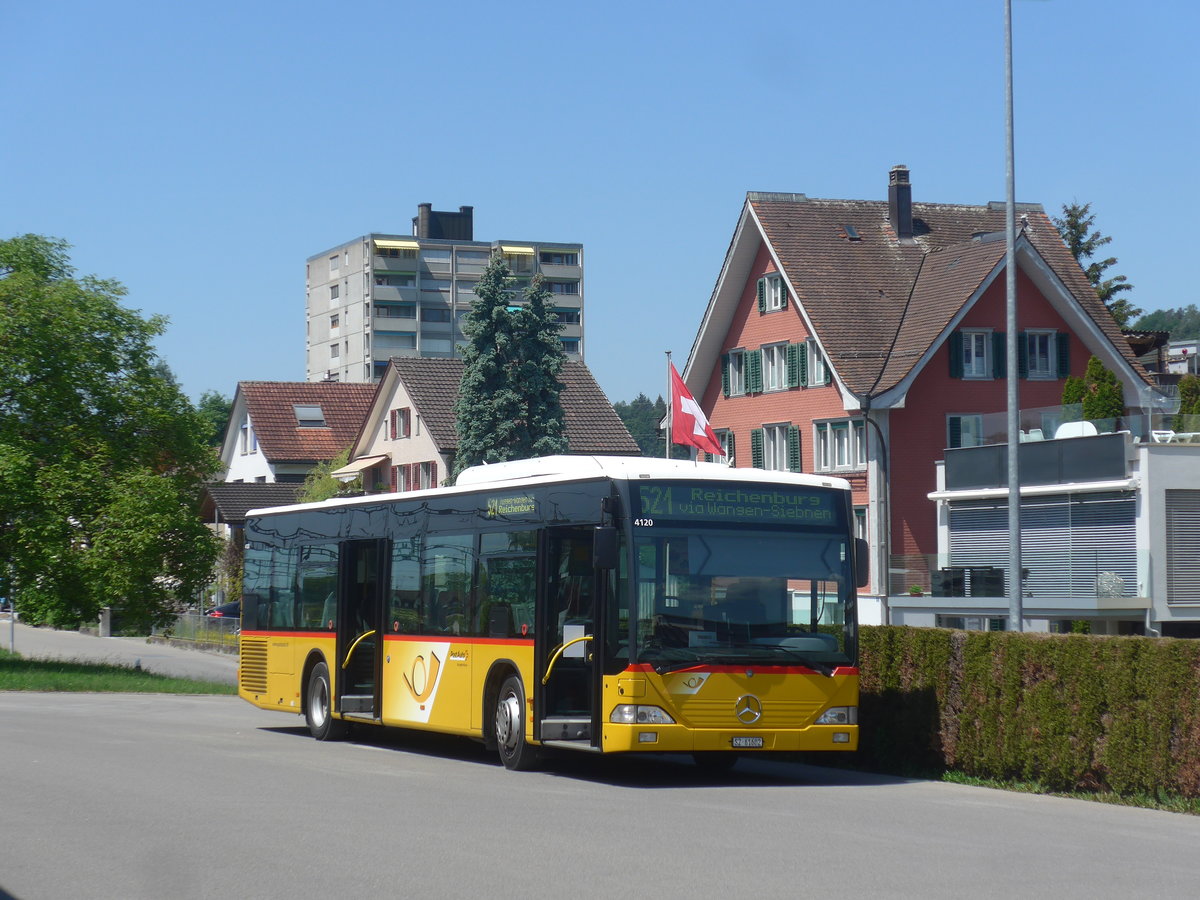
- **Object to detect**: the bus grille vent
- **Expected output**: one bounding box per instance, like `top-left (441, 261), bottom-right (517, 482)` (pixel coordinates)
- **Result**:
top-left (240, 638), bottom-right (269, 694)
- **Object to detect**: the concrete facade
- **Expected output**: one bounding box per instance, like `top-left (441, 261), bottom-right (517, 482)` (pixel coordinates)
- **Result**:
top-left (306, 206), bottom-right (584, 384)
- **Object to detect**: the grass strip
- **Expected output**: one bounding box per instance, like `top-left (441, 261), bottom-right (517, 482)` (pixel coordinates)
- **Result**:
top-left (0, 648), bottom-right (236, 694)
top-left (939, 771), bottom-right (1200, 816)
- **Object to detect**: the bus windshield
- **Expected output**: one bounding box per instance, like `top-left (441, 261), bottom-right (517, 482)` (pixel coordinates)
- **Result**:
top-left (626, 527), bottom-right (855, 674)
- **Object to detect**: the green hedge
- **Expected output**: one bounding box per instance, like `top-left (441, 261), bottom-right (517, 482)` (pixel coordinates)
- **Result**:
top-left (858, 626), bottom-right (1200, 798)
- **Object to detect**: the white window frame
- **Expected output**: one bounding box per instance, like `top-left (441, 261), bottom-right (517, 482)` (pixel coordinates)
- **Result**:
top-left (728, 350), bottom-right (747, 396)
top-left (807, 339), bottom-right (827, 386)
top-left (1027, 330), bottom-right (1054, 379)
top-left (765, 275), bottom-right (785, 311)
top-left (963, 331), bottom-right (990, 379)
top-left (419, 461), bottom-right (436, 490)
top-left (329, 254), bottom-right (339, 273)
top-left (762, 343), bottom-right (788, 392)
top-left (762, 423), bottom-right (789, 472)
top-left (712, 430), bottom-right (732, 466)
top-left (330, 343), bottom-right (340, 359)
top-left (814, 420), bottom-right (867, 472)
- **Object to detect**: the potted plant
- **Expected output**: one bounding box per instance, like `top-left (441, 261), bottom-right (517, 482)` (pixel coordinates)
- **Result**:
top-left (907, 584), bottom-right (924, 596)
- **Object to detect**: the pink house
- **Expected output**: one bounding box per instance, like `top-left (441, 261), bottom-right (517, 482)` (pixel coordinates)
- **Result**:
top-left (682, 166), bottom-right (1162, 620)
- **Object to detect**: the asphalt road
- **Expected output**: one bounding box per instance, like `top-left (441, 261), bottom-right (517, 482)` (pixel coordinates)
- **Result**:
top-left (2, 692), bottom-right (1200, 900)
top-left (1, 619), bottom-right (237, 684)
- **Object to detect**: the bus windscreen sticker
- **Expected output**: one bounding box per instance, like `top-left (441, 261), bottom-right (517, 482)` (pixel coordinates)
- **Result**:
top-left (636, 483), bottom-right (836, 526)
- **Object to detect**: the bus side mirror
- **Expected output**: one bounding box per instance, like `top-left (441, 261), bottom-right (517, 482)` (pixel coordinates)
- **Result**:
top-left (593, 526), bottom-right (618, 570)
top-left (854, 538), bottom-right (870, 588)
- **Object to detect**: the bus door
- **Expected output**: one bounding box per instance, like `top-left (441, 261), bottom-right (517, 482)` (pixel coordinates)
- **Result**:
top-left (337, 539), bottom-right (387, 719)
top-left (535, 528), bottom-right (602, 749)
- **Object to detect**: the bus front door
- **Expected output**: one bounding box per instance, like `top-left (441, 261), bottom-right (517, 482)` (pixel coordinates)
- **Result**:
top-left (537, 528), bottom-right (601, 750)
top-left (337, 539), bottom-right (386, 719)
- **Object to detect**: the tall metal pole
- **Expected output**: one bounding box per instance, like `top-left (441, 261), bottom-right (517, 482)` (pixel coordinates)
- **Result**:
top-left (1005, 0), bottom-right (1023, 632)
top-left (665, 351), bottom-right (673, 459)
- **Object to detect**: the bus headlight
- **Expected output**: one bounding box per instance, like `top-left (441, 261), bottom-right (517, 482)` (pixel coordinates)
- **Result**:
top-left (610, 705), bottom-right (676, 725)
top-left (815, 706), bottom-right (858, 725)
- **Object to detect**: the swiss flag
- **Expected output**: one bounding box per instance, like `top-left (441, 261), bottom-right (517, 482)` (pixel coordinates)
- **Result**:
top-left (670, 362), bottom-right (723, 456)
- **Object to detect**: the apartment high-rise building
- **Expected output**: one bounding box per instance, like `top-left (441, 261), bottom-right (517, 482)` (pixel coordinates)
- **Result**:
top-left (306, 204), bottom-right (584, 383)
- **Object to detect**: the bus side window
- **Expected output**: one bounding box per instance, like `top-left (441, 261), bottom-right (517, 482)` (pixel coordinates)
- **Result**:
top-left (390, 538), bottom-right (422, 634)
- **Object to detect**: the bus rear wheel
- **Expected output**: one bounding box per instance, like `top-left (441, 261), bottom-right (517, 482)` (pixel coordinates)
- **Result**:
top-left (495, 675), bottom-right (539, 771)
top-left (306, 661), bottom-right (347, 741)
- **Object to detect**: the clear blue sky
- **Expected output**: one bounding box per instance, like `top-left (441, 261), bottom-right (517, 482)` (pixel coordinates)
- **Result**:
top-left (3, 0), bottom-right (1196, 405)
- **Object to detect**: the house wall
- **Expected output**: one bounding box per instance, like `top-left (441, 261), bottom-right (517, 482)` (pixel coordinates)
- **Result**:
top-left (889, 267), bottom-right (1093, 561)
top-left (699, 241), bottom-right (874, 584)
top-left (223, 412), bottom-right (274, 483)
top-left (353, 379), bottom-right (450, 490)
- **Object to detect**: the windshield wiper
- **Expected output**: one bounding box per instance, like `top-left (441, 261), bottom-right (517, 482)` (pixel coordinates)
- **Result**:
top-left (728, 644), bottom-right (837, 676)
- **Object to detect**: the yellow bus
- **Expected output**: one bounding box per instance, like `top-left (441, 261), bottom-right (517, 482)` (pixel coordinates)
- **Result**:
top-left (238, 456), bottom-right (865, 771)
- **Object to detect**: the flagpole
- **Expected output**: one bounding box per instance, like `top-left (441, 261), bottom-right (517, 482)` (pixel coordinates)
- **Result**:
top-left (665, 350), bottom-right (673, 459)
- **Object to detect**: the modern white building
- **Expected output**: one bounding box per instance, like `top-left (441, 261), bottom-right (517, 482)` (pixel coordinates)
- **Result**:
top-left (894, 424), bottom-right (1200, 637)
top-left (306, 204), bottom-right (584, 383)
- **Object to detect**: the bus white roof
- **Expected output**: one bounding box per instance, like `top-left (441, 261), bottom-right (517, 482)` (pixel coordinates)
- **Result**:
top-left (455, 455), bottom-right (850, 491)
top-left (247, 455), bottom-right (850, 518)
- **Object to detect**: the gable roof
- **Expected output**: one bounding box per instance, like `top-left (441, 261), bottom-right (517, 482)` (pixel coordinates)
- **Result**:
top-left (201, 482), bottom-right (302, 525)
top-left (685, 183), bottom-right (1152, 407)
top-left (382, 357), bottom-right (641, 455)
top-left (238, 381), bottom-right (376, 463)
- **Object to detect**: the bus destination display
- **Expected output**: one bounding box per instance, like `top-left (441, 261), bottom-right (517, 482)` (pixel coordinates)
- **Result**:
top-left (635, 482), bottom-right (837, 526)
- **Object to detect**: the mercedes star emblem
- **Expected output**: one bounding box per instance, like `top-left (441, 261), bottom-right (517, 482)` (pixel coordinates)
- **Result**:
top-left (734, 694), bottom-right (763, 724)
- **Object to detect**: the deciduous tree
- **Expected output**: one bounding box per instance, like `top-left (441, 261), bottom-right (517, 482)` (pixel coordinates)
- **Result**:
top-left (0, 234), bottom-right (220, 630)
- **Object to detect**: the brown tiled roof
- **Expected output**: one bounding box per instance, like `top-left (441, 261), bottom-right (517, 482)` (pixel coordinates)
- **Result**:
top-left (239, 381), bottom-right (376, 463)
top-left (387, 357), bottom-right (641, 455)
top-left (201, 482), bottom-right (302, 524)
top-left (749, 197), bottom-right (1146, 396)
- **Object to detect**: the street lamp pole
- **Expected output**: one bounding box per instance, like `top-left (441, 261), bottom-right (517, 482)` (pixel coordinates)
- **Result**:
top-left (1005, 0), bottom-right (1023, 632)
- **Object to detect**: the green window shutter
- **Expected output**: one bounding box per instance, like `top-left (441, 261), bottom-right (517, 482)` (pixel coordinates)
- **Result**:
top-left (721, 355), bottom-right (730, 397)
top-left (948, 416), bottom-right (962, 449)
top-left (798, 342), bottom-right (809, 387)
top-left (747, 349), bottom-right (763, 393)
top-left (1017, 332), bottom-right (1028, 379)
top-left (823, 356), bottom-right (832, 385)
top-left (727, 431), bottom-right (735, 463)
top-left (949, 331), bottom-right (964, 378)
top-left (779, 279), bottom-right (788, 310)
top-left (785, 343), bottom-right (801, 388)
top-left (704, 451), bottom-right (712, 462)
top-left (751, 428), bottom-right (764, 468)
top-left (1056, 332), bottom-right (1070, 378)
top-left (757, 278), bottom-right (766, 314)
top-left (992, 332), bottom-right (1006, 379)
top-left (787, 425), bottom-right (801, 472)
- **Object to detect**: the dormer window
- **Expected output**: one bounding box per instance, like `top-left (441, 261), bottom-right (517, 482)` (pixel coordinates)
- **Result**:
top-left (294, 405), bottom-right (327, 427)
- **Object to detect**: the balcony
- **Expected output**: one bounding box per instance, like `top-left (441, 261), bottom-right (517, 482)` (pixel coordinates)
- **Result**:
top-left (372, 285), bottom-right (418, 303)
top-left (539, 263), bottom-right (582, 280)
top-left (889, 553), bottom-right (1148, 611)
top-left (373, 255), bottom-right (417, 273)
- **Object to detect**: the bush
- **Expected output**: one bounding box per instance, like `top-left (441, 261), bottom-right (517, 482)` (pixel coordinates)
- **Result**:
top-left (858, 626), bottom-right (1200, 798)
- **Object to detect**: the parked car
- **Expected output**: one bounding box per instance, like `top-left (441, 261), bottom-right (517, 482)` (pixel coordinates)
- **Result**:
top-left (205, 600), bottom-right (241, 619)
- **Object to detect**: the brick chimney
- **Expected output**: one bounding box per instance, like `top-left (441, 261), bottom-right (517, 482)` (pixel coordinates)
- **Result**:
top-left (888, 165), bottom-right (913, 241)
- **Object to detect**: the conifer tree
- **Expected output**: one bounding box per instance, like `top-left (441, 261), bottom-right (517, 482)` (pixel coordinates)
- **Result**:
top-left (1053, 202), bottom-right (1140, 328)
top-left (452, 254), bottom-right (567, 479)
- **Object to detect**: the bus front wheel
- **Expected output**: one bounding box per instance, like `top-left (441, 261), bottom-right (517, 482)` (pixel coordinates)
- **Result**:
top-left (495, 675), bottom-right (539, 771)
top-left (306, 661), bottom-right (347, 741)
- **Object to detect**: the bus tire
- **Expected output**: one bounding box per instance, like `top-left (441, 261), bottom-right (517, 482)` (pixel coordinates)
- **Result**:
top-left (306, 661), bottom-right (346, 741)
top-left (495, 674), bottom-right (539, 771)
